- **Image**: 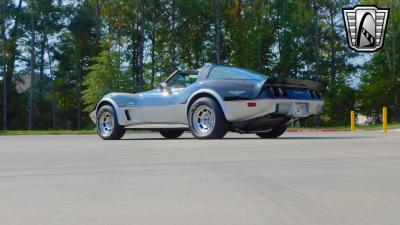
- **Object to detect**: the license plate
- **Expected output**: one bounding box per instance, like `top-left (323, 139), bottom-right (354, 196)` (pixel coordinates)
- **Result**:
top-left (290, 103), bottom-right (308, 117)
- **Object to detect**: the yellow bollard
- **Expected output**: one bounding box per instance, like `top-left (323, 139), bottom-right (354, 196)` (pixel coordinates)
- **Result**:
top-left (383, 107), bottom-right (388, 133)
top-left (350, 110), bottom-right (355, 132)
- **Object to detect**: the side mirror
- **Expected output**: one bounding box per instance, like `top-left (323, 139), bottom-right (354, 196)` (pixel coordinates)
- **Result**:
top-left (159, 82), bottom-right (167, 90)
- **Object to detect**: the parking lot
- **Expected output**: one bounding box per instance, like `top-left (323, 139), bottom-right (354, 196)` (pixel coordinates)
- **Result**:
top-left (0, 132), bottom-right (399, 225)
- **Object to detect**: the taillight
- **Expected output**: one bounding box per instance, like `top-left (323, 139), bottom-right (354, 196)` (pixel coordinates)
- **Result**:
top-left (247, 102), bottom-right (257, 107)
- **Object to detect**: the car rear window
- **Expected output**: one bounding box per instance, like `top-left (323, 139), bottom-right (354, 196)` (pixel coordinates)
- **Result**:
top-left (208, 66), bottom-right (268, 81)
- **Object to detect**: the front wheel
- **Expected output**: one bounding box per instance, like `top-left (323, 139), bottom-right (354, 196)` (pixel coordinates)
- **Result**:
top-left (159, 130), bottom-right (185, 139)
top-left (96, 105), bottom-right (126, 140)
top-left (256, 125), bottom-right (287, 139)
top-left (188, 97), bottom-right (228, 139)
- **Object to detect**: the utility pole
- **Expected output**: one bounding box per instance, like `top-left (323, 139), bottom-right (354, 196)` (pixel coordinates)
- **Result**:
top-left (47, 45), bottom-right (56, 130)
top-left (28, 0), bottom-right (35, 130)
top-left (313, 0), bottom-right (320, 127)
top-left (138, 0), bottom-right (144, 91)
top-left (215, 0), bottom-right (221, 65)
top-left (313, 0), bottom-right (320, 79)
top-left (95, 0), bottom-right (101, 42)
top-left (1, 0), bottom-right (7, 130)
top-left (44, 17), bottom-right (56, 129)
top-left (392, 0), bottom-right (398, 121)
top-left (169, 0), bottom-right (177, 73)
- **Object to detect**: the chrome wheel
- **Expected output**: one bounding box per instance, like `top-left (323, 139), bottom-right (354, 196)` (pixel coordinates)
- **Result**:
top-left (188, 97), bottom-right (228, 139)
top-left (98, 111), bottom-right (114, 136)
top-left (96, 105), bottom-right (125, 140)
top-left (192, 105), bottom-right (215, 135)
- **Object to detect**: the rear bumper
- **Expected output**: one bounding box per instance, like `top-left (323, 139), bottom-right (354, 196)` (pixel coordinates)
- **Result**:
top-left (223, 99), bottom-right (323, 122)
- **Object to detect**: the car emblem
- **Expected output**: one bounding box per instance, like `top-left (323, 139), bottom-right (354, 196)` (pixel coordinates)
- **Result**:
top-left (342, 5), bottom-right (389, 52)
top-left (229, 90), bottom-right (246, 96)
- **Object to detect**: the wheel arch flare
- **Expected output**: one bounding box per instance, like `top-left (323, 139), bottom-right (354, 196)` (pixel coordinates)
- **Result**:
top-left (186, 89), bottom-right (231, 121)
top-left (92, 97), bottom-right (126, 125)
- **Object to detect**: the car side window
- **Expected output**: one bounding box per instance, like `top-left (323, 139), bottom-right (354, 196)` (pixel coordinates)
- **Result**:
top-left (208, 67), bottom-right (243, 80)
top-left (166, 73), bottom-right (197, 88)
top-left (208, 66), bottom-right (268, 80)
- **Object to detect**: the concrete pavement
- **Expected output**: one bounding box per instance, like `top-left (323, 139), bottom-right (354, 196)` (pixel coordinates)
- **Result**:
top-left (0, 132), bottom-right (399, 225)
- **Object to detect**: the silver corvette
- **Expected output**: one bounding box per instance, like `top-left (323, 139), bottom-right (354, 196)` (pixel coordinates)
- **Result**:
top-left (90, 64), bottom-right (324, 140)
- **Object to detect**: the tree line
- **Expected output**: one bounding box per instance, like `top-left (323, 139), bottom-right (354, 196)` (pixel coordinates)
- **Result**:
top-left (0, 0), bottom-right (399, 130)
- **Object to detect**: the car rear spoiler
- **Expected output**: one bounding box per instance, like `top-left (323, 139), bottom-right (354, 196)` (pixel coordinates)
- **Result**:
top-left (264, 77), bottom-right (320, 90)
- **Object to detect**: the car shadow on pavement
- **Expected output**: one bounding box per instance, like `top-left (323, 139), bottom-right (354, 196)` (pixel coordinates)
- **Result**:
top-left (121, 136), bottom-right (376, 141)
top-left (276, 136), bottom-right (376, 140)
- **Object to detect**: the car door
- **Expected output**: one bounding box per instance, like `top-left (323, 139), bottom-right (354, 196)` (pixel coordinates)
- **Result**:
top-left (139, 72), bottom-right (192, 124)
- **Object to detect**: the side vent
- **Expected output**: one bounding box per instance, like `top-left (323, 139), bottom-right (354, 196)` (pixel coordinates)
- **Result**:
top-left (124, 110), bottom-right (131, 121)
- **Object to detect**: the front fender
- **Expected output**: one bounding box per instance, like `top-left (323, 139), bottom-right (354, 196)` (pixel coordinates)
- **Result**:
top-left (94, 93), bottom-right (135, 125)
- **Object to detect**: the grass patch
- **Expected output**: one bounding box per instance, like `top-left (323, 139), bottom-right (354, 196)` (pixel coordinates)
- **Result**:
top-left (287, 123), bottom-right (400, 131)
top-left (0, 130), bottom-right (96, 135)
top-left (358, 123), bottom-right (400, 131)
top-left (287, 126), bottom-right (348, 131)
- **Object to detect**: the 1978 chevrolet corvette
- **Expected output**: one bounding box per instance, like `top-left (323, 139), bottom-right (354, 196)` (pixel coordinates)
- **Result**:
top-left (90, 64), bottom-right (324, 140)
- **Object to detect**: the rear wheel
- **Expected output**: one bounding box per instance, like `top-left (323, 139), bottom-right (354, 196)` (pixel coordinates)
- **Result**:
top-left (159, 130), bottom-right (185, 139)
top-left (256, 125), bottom-right (287, 139)
top-left (188, 97), bottom-right (228, 139)
top-left (96, 105), bottom-right (126, 140)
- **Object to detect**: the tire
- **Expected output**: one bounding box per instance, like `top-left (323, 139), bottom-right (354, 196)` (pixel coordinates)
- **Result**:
top-left (188, 97), bottom-right (228, 139)
top-left (256, 125), bottom-right (287, 139)
top-left (159, 130), bottom-right (185, 139)
top-left (96, 105), bottom-right (126, 140)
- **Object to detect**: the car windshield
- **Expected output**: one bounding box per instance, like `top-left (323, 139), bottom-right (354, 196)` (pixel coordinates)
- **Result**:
top-left (166, 72), bottom-right (198, 88)
top-left (208, 66), bottom-right (268, 81)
